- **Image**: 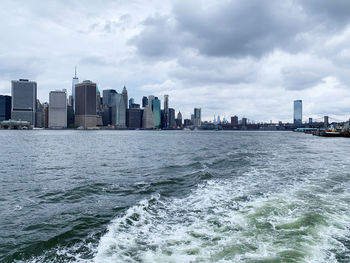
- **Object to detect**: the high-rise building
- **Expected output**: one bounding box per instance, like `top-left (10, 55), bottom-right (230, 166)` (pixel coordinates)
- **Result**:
top-left (42, 102), bottom-right (49, 128)
top-left (126, 108), bottom-right (143, 129)
top-left (184, 119), bottom-right (191, 127)
top-left (164, 95), bottom-right (169, 128)
top-left (96, 87), bottom-right (102, 113)
top-left (193, 108), bottom-right (201, 126)
top-left (142, 104), bottom-right (155, 129)
top-left (72, 67), bottom-right (79, 111)
top-left (75, 80), bottom-right (97, 128)
top-left (169, 108), bottom-right (176, 128)
top-left (11, 79), bottom-right (37, 125)
top-left (49, 90), bottom-right (67, 128)
top-left (242, 117), bottom-right (247, 127)
top-left (122, 86), bottom-right (128, 110)
top-left (152, 97), bottom-right (161, 128)
top-left (231, 115), bottom-right (238, 126)
top-left (129, 98), bottom-right (135, 108)
top-left (142, 96), bottom-right (148, 108)
top-left (0, 95), bottom-right (11, 121)
top-left (35, 99), bottom-right (44, 128)
top-left (293, 100), bottom-right (302, 125)
top-left (176, 111), bottom-right (182, 127)
top-left (102, 89), bottom-right (126, 128)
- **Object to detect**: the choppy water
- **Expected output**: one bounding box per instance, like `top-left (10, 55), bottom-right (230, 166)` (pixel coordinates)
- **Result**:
top-left (1, 130), bottom-right (350, 262)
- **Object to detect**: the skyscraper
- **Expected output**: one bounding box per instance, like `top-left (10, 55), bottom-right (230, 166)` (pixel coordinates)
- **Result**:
top-left (11, 79), bottom-right (37, 125)
top-left (176, 111), bottom-right (182, 127)
top-left (75, 80), bottom-right (97, 128)
top-left (293, 100), bottom-right (302, 125)
top-left (72, 67), bottom-right (79, 111)
top-left (142, 96), bottom-right (148, 108)
top-left (49, 90), bottom-right (67, 129)
top-left (102, 89), bottom-right (126, 128)
top-left (0, 95), bottom-right (11, 121)
top-left (122, 86), bottom-right (128, 110)
top-left (126, 108), bottom-right (143, 129)
top-left (231, 115), bottom-right (238, 126)
top-left (169, 108), bottom-right (176, 128)
top-left (164, 95), bottom-right (169, 128)
top-left (129, 98), bottom-right (135, 108)
top-left (194, 108), bottom-right (201, 126)
top-left (142, 104), bottom-right (155, 129)
top-left (152, 97), bottom-right (161, 128)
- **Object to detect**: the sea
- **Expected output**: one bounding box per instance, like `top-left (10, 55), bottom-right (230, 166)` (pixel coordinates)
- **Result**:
top-left (1, 130), bottom-right (350, 263)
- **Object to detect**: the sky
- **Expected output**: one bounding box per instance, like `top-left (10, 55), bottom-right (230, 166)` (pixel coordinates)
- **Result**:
top-left (1, 0), bottom-right (350, 122)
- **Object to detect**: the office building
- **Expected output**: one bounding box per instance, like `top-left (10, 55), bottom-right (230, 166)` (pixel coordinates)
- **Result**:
top-left (193, 108), bottom-right (201, 126)
top-left (49, 90), bottom-right (67, 128)
top-left (126, 108), bottom-right (143, 129)
top-left (122, 86), bottom-right (128, 109)
top-left (169, 108), bottom-right (176, 128)
top-left (0, 95), bottom-right (11, 121)
top-left (164, 95), bottom-right (169, 128)
top-left (11, 79), bottom-right (37, 125)
top-left (75, 80), bottom-right (97, 128)
top-left (96, 87), bottom-right (102, 113)
top-left (142, 104), bottom-right (155, 129)
top-left (35, 100), bottom-right (44, 128)
top-left (102, 89), bottom-right (126, 128)
top-left (176, 111), bottom-right (182, 127)
top-left (184, 119), bottom-right (191, 127)
top-left (231, 115), bottom-right (239, 126)
top-left (129, 98), bottom-right (135, 108)
top-left (142, 96), bottom-right (148, 108)
top-left (72, 67), bottom-right (79, 111)
top-left (293, 100), bottom-right (302, 125)
top-left (152, 97), bottom-right (161, 128)
top-left (242, 117), bottom-right (247, 127)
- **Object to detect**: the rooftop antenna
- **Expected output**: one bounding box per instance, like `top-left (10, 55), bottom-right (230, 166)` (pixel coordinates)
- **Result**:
top-left (74, 66), bottom-right (77, 78)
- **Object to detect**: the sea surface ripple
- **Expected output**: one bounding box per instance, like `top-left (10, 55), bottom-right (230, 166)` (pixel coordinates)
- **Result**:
top-left (1, 130), bottom-right (350, 262)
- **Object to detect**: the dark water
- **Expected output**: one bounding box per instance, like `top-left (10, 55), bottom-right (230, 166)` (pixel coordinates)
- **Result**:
top-left (1, 130), bottom-right (350, 262)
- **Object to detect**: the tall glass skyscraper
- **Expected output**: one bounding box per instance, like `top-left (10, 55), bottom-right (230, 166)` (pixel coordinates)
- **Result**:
top-left (152, 97), bottom-right (161, 128)
top-left (0, 95), bottom-right (11, 121)
top-left (293, 100), bottom-right (302, 125)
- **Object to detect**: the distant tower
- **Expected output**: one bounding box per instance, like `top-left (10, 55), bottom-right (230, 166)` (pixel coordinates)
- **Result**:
top-left (142, 96), bottom-right (148, 108)
top-left (49, 90), bottom-right (67, 129)
top-left (176, 111), bottom-right (182, 127)
top-left (75, 80), bottom-right (97, 128)
top-left (122, 86), bottom-right (128, 109)
top-left (164, 95), bottom-right (169, 128)
top-left (72, 67), bottom-right (79, 112)
top-left (194, 108), bottom-right (201, 126)
top-left (293, 100), bottom-right (302, 125)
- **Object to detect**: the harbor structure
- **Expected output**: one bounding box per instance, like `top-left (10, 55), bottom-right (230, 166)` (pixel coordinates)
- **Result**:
top-left (294, 100), bottom-right (302, 125)
top-left (75, 80), bottom-right (97, 128)
top-left (49, 90), bottom-right (67, 129)
top-left (0, 95), bottom-right (11, 121)
top-left (11, 79), bottom-right (37, 126)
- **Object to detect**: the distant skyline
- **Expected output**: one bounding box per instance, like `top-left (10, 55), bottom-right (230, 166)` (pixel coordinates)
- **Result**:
top-left (1, 0), bottom-right (350, 122)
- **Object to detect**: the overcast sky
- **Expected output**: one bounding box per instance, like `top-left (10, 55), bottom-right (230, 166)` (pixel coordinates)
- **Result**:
top-left (1, 0), bottom-right (350, 122)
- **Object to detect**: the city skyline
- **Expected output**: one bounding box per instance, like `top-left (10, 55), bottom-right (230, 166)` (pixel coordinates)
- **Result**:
top-left (1, 1), bottom-right (350, 122)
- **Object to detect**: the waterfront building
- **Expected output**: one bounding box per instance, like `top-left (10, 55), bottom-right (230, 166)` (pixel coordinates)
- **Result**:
top-left (293, 100), bottom-right (302, 125)
top-left (193, 108), bottom-right (201, 126)
top-left (11, 79), bottom-right (37, 125)
top-left (152, 97), bottom-right (161, 128)
top-left (169, 108), bottom-right (176, 128)
top-left (231, 115), bottom-right (238, 126)
top-left (75, 80), bottom-right (97, 128)
top-left (242, 117), bottom-right (247, 127)
top-left (0, 95), bottom-right (11, 121)
top-left (35, 100), bottom-right (44, 128)
top-left (122, 86), bottom-right (128, 109)
top-left (115, 93), bottom-right (126, 128)
top-left (142, 96), bottom-right (148, 108)
top-left (42, 102), bottom-right (49, 128)
top-left (49, 90), bottom-right (67, 129)
top-left (67, 104), bottom-right (74, 128)
top-left (176, 111), bottom-right (182, 127)
top-left (184, 119), bottom-right (192, 127)
top-left (142, 104), bottom-right (155, 129)
top-left (101, 89), bottom-right (126, 128)
top-left (72, 67), bottom-right (79, 111)
top-left (164, 95), bottom-right (169, 128)
top-left (126, 108), bottom-right (143, 129)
